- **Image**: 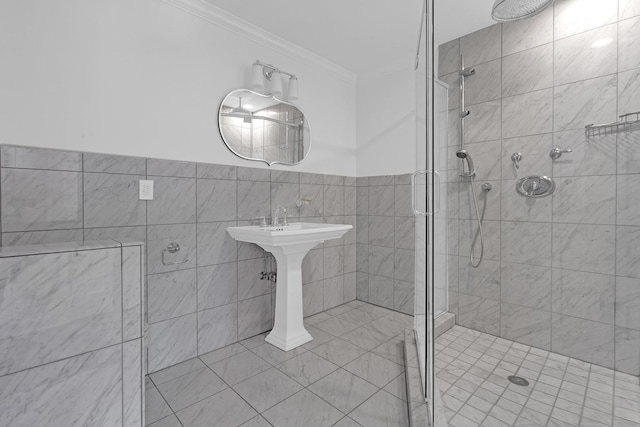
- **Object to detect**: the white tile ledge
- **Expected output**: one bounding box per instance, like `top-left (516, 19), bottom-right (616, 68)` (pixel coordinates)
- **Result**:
top-left (0, 239), bottom-right (144, 258)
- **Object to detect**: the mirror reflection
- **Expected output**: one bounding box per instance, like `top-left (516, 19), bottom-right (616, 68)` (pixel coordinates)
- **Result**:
top-left (218, 89), bottom-right (311, 166)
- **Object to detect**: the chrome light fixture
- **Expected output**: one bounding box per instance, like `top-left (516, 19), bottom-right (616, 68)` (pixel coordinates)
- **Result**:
top-left (270, 71), bottom-right (283, 98)
top-left (250, 63), bottom-right (263, 91)
top-left (251, 60), bottom-right (299, 101)
top-left (288, 76), bottom-right (299, 101)
top-left (491, 0), bottom-right (553, 22)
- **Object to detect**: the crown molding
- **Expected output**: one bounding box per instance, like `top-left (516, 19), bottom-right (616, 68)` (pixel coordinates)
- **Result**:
top-left (162, 0), bottom-right (357, 85)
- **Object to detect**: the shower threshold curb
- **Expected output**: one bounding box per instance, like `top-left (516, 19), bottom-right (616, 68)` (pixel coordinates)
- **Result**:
top-left (403, 329), bottom-right (448, 427)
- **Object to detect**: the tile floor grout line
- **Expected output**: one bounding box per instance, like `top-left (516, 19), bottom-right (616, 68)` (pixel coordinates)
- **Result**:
top-left (149, 301), bottom-right (411, 427)
top-left (436, 324), bottom-right (640, 427)
top-left (509, 344), bottom-right (554, 424)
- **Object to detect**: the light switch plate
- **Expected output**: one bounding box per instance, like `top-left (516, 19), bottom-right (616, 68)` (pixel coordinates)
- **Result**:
top-left (139, 180), bottom-right (154, 200)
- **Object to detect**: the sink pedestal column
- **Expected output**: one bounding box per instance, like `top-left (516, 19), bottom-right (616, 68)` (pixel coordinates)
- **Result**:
top-left (264, 242), bottom-right (316, 351)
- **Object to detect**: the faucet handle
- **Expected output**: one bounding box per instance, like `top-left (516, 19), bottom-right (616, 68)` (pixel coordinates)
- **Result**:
top-left (255, 215), bottom-right (267, 227)
top-left (511, 152), bottom-right (522, 169)
top-left (271, 209), bottom-right (280, 226)
top-left (549, 147), bottom-right (572, 159)
top-left (295, 197), bottom-right (312, 208)
top-left (277, 206), bottom-right (288, 226)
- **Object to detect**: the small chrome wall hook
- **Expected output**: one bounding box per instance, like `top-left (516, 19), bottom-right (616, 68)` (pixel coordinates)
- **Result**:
top-left (162, 242), bottom-right (189, 266)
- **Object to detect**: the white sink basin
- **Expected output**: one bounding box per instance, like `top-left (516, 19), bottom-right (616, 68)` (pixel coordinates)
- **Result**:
top-left (227, 222), bottom-right (352, 248)
top-left (227, 222), bottom-right (352, 351)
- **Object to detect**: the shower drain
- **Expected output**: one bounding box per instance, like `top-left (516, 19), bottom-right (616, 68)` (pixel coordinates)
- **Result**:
top-left (507, 375), bottom-right (530, 386)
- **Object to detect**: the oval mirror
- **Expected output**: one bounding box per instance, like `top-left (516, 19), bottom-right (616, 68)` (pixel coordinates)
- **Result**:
top-left (218, 89), bottom-right (311, 166)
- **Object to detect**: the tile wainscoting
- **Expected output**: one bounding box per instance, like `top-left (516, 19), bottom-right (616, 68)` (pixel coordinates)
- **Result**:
top-left (0, 240), bottom-right (145, 426)
top-left (355, 174), bottom-right (416, 315)
top-left (0, 144), bottom-right (360, 372)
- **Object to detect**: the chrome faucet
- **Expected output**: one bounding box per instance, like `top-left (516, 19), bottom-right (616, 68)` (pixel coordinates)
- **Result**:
top-left (277, 206), bottom-right (288, 226)
top-left (272, 206), bottom-right (288, 226)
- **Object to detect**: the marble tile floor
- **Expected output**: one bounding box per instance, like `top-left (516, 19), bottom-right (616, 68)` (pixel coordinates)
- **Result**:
top-left (436, 325), bottom-right (640, 427)
top-left (146, 300), bottom-right (414, 427)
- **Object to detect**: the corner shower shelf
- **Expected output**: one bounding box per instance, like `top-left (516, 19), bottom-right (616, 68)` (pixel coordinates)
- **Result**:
top-left (585, 112), bottom-right (640, 137)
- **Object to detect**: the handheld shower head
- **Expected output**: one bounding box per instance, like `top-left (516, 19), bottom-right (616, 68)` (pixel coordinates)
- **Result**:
top-left (456, 149), bottom-right (475, 177)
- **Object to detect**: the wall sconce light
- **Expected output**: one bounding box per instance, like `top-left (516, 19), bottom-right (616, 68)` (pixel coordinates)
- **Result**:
top-left (288, 76), bottom-right (299, 101)
top-left (251, 60), bottom-right (299, 101)
top-left (270, 71), bottom-right (283, 98)
top-left (250, 63), bottom-right (263, 91)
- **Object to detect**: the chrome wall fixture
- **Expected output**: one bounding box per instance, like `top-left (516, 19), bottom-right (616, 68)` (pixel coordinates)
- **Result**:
top-left (511, 152), bottom-right (522, 169)
top-left (161, 242), bottom-right (189, 266)
top-left (491, 0), bottom-right (554, 22)
top-left (515, 176), bottom-right (555, 198)
top-left (585, 112), bottom-right (640, 137)
top-left (457, 57), bottom-right (486, 268)
top-left (549, 147), bottom-right (572, 159)
top-left (251, 60), bottom-right (299, 101)
top-left (459, 55), bottom-right (476, 150)
top-left (456, 149), bottom-right (476, 177)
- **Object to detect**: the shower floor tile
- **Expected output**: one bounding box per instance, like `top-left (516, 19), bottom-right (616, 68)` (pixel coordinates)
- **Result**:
top-left (146, 301), bottom-right (412, 427)
top-left (437, 325), bottom-right (640, 427)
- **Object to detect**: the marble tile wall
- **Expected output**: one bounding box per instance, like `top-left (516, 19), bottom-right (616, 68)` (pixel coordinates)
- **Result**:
top-left (0, 240), bottom-right (145, 426)
top-left (438, 0), bottom-right (640, 375)
top-left (0, 144), bottom-right (356, 373)
top-left (355, 174), bottom-right (416, 315)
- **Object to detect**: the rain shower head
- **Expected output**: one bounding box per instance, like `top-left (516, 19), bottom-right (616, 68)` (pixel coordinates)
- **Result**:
top-left (491, 0), bottom-right (553, 22)
top-left (456, 149), bottom-right (476, 177)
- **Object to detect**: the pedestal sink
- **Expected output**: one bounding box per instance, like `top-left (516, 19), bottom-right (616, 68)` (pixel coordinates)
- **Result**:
top-left (227, 222), bottom-right (352, 351)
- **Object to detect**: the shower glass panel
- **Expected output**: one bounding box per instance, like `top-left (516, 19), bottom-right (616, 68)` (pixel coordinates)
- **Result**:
top-left (413, 2), bottom-right (429, 405)
top-left (434, 79), bottom-right (449, 318)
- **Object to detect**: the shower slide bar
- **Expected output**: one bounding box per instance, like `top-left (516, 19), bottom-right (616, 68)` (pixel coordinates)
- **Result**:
top-left (459, 55), bottom-right (475, 150)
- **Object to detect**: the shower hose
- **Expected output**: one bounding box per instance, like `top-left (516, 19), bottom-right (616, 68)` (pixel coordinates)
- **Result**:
top-left (469, 178), bottom-right (487, 268)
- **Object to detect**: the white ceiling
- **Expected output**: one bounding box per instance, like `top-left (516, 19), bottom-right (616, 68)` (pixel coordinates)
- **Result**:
top-left (435, 0), bottom-right (496, 45)
top-left (207, 0), bottom-right (497, 77)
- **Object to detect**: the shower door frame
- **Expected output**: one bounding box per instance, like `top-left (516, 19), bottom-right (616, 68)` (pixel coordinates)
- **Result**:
top-left (413, 0), bottom-right (436, 424)
top-left (427, 0), bottom-right (435, 414)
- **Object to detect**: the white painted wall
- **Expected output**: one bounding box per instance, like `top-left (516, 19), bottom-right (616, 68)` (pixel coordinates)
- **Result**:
top-left (435, 0), bottom-right (496, 45)
top-left (0, 0), bottom-right (357, 176)
top-left (355, 62), bottom-right (417, 177)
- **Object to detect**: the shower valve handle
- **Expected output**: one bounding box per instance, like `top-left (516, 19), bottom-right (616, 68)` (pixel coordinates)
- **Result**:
top-left (549, 147), bottom-right (572, 159)
top-left (511, 152), bottom-right (522, 169)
